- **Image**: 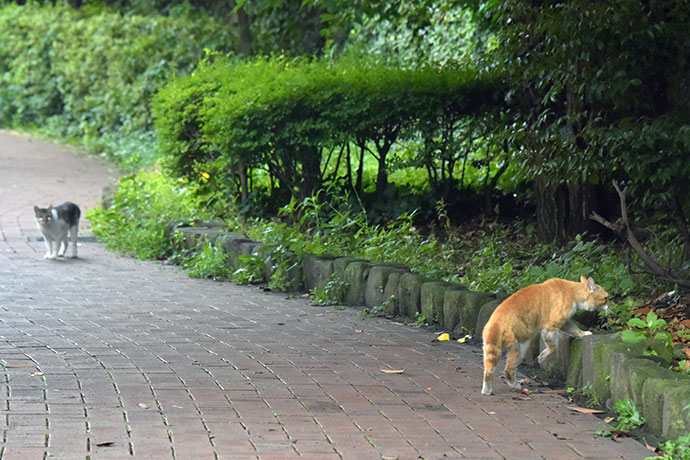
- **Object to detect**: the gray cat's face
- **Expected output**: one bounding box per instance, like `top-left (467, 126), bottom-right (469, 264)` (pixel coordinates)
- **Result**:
top-left (33, 205), bottom-right (53, 225)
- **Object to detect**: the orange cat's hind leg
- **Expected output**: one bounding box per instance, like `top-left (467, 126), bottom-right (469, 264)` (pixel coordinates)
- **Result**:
top-left (504, 341), bottom-right (531, 390)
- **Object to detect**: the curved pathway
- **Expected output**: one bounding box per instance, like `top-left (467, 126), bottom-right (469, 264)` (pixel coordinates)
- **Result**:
top-left (0, 131), bottom-right (649, 459)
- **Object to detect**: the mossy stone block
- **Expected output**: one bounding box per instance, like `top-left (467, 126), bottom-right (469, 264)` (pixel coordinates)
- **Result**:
top-left (663, 384), bottom-right (690, 439)
top-left (444, 290), bottom-right (493, 335)
top-left (343, 261), bottom-right (372, 306)
top-left (420, 282), bottom-right (456, 325)
top-left (609, 351), bottom-right (639, 404)
top-left (587, 334), bottom-right (673, 407)
top-left (590, 338), bottom-right (646, 406)
top-left (581, 333), bottom-right (621, 396)
top-left (303, 254), bottom-right (336, 291)
top-left (381, 271), bottom-right (405, 316)
top-left (397, 273), bottom-right (428, 319)
top-left (239, 241), bottom-right (264, 257)
top-left (442, 289), bottom-right (462, 332)
top-left (223, 235), bottom-right (254, 267)
top-left (642, 371), bottom-right (690, 435)
top-left (178, 225), bottom-right (229, 251)
top-left (474, 299), bottom-right (501, 339)
top-left (609, 356), bottom-right (662, 407)
top-left (365, 265), bottom-right (409, 308)
top-left (566, 339), bottom-right (583, 388)
top-left (333, 257), bottom-right (367, 277)
top-left (626, 359), bottom-right (666, 408)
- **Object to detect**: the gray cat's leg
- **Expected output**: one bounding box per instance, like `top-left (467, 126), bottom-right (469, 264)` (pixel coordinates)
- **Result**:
top-left (68, 224), bottom-right (78, 258)
top-left (58, 234), bottom-right (68, 257)
top-left (45, 238), bottom-right (57, 259)
top-left (43, 237), bottom-right (52, 259)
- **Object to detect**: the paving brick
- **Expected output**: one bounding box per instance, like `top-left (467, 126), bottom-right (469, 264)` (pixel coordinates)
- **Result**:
top-left (0, 131), bottom-right (654, 459)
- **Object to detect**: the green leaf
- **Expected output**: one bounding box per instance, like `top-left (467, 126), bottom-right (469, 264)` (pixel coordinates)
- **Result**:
top-left (626, 318), bottom-right (647, 329)
top-left (621, 330), bottom-right (646, 344)
top-left (646, 310), bottom-right (658, 324)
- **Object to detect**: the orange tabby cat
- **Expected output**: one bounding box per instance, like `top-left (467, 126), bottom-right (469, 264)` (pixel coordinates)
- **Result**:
top-left (481, 275), bottom-right (608, 395)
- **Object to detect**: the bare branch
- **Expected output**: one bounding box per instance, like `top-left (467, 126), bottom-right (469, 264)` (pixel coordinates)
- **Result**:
top-left (590, 180), bottom-right (690, 290)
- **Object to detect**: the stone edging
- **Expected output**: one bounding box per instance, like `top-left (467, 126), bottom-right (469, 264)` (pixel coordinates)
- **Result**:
top-left (165, 222), bottom-right (690, 440)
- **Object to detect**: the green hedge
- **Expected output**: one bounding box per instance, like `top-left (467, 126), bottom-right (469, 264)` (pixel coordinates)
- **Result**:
top-left (154, 55), bottom-right (505, 212)
top-left (0, 3), bottom-right (234, 167)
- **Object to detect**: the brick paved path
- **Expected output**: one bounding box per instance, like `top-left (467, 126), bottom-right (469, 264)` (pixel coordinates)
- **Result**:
top-left (0, 131), bottom-right (649, 459)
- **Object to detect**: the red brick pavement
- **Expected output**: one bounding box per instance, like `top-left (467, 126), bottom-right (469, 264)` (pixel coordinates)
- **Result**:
top-left (0, 130), bottom-right (649, 459)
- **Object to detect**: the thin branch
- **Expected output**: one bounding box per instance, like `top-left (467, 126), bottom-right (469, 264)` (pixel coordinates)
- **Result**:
top-left (589, 180), bottom-right (690, 289)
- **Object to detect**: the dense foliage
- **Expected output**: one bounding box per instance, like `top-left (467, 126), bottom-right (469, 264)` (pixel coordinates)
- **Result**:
top-left (0, 3), bottom-right (234, 167)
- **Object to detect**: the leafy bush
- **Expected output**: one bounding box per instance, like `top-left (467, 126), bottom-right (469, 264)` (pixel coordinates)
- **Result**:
top-left (466, 232), bottom-right (639, 297)
top-left (154, 54), bottom-right (505, 213)
top-left (649, 431), bottom-right (690, 460)
top-left (0, 3), bottom-right (234, 167)
top-left (182, 243), bottom-right (233, 280)
top-left (87, 165), bottom-right (225, 259)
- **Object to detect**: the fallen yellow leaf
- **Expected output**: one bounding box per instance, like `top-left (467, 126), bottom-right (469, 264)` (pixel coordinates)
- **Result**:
top-left (380, 369), bottom-right (405, 374)
top-left (567, 406), bottom-right (605, 414)
top-left (437, 333), bottom-right (450, 341)
top-left (457, 334), bottom-right (471, 343)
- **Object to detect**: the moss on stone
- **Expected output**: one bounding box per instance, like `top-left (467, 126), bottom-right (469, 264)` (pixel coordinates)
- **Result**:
top-left (565, 339), bottom-right (583, 389)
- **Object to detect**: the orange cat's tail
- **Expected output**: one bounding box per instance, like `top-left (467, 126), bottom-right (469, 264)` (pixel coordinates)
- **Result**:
top-left (481, 320), bottom-right (502, 395)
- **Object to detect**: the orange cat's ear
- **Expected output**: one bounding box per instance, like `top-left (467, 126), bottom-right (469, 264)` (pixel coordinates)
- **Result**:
top-left (579, 274), bottom-right (587, 284)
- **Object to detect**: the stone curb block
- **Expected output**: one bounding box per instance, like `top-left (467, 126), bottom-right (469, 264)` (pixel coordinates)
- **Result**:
top-left (397, 273), bottom-right (429, 319)
top-left (365, 265), bottom-right (409, 308)
top-left (303, 254), bottom-right (335, 292)
top-left (420, 282), bottom-right (457, 326)
top-left (343, 261), bottom-right (372, 306)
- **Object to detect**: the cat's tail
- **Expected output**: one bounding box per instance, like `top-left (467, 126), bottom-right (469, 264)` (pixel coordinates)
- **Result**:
top-left (481, 319), bottom-right (503, 395)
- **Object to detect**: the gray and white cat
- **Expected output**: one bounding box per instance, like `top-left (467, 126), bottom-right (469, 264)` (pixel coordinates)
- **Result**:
top-left (33, 202), bottom-right (81, 259)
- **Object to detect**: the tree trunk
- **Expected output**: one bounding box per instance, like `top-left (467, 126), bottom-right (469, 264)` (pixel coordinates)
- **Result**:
top-left (299, 146), bottom-right (322, 199)
top-left (567, 181), bottom-right (596, 236)
top-left (237, 159), bottom-right (248, 204)
top-left (235, 6), bottom-right (253, 56)
top-left (535, 175), bottom-right (568, 243)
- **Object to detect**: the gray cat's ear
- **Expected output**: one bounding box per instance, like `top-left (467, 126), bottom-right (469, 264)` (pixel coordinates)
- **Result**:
top-left (48, 204), bottom-right (53, 210)
top-left (586, 277), bottom-right (596, 292)
top-left (33, 206), bottom-right (39, 214)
